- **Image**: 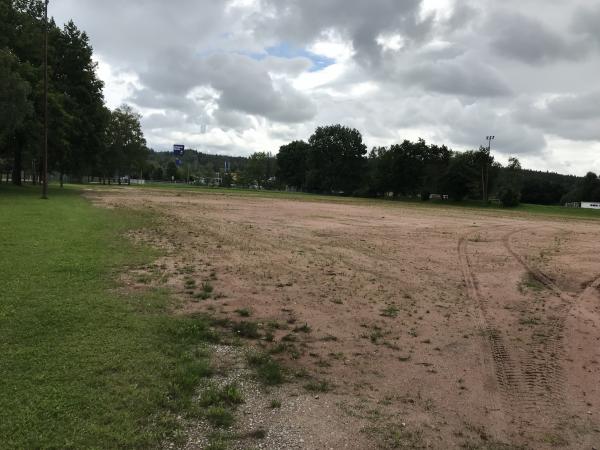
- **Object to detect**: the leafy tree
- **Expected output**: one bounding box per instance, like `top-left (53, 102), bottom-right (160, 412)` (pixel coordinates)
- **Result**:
top-left (0, 49), bottom-right (32, 145)
top-left (151, 166), bottom-right (164, 181)
top-left (54, 20), bottom-right (107, 182)
top-left (166, 161), bottom-right (179, 181)
top-left (306, 125), bottom-right (367, 193)
top-left (0, 48), bottom-right (33, 184)
top-left (498, 187), bottom-right (521, 207)
top-left (441, 151), bottom-right (479, 201)
top-left (497, 157), bottom-right (522, 207)
top-left (277, 140), bottom-right (309, 190)
top-left (104, 105), bottom-right (147, 183)
top-left (242, 152), bottom-right (276, 188)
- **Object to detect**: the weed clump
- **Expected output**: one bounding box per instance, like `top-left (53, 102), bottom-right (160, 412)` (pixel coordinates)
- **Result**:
top-left (247, 352), bottom-right (284, 385)
top-left (233, 321), bottom-right (260, 339)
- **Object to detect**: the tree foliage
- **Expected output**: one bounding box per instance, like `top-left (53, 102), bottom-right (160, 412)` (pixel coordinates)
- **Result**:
top-left (306, 125), bottom-right (367, 193)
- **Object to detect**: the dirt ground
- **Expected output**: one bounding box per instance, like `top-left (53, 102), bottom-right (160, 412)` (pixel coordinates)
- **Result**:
top-left (89, 188), bottom-right (600, 450)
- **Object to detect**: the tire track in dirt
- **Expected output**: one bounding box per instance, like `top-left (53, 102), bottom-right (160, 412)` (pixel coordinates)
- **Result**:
top-left (457, 233), bottom-right (522, 402)
top-left (502, 229), bottom-right (572, 414)
top-left (459, 226), bottom-right (589, 428)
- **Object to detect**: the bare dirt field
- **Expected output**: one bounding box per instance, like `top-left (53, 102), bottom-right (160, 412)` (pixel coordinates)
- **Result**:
top-left (89, 188), bottom-right (600, 449)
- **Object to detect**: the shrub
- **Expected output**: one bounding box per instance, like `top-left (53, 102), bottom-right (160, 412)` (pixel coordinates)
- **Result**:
top-left (498, 187), bottom-right (521, 207)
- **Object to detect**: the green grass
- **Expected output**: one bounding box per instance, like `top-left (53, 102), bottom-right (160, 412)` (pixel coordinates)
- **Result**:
top-left (0, 185), bottom-right (219, 448)
top-left (246, 352), bottom-right (284, 386)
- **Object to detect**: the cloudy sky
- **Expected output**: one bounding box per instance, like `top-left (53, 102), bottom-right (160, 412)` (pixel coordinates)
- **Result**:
top-left (51, 0), bottom-right (600, 175)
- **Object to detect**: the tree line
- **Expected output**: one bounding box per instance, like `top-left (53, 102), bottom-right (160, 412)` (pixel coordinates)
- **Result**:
top-left (0, 0), bottom-right (147, 186)
top-left (274, 125), bottom-right (591, 206)
top-left (158, 124), bottom-right (588, 207)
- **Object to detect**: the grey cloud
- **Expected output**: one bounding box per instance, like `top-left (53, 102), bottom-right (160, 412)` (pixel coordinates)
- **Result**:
top-left (198, 53), bottom-right (317, 123)
top-left (143, 111), bottom-right (189, 131)
top-left (516, 92), bottom-right (600, 141)
top-left (257, 0), bottom-right (432, 66)
top-left (132, 51), bottom-right (316, 124)
top-left (442, 103), bottom-right (547, 156)
top-left (262, 56), bottom-right (312, 76)
top-left (403, 58), bottom-right (512, 97)
top-left (489, 12), bottom-right (586, 64)
top-left (212, 109), bottom-right (253, 130)
top-left (572, 5), bottom-right (600, 46)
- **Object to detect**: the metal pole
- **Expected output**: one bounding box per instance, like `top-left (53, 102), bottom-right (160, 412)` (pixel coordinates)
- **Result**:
top-left (41, 0), bottom-right (49, 199)
top-left (485, 136), bottom-right (494, 203)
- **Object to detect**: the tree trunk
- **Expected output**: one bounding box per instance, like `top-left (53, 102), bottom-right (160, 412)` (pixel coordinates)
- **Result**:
top-left (12, 139), bottom-right (22, 186)
top-left (60, 172), bottom-right (64, 188)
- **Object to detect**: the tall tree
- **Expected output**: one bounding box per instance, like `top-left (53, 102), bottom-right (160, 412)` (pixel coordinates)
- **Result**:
top-left (242, 152), bottom-right (276, 188)
top-left (0, 49), bottom-right (33, 151)
top-left (306, 125), bottom-right (367, 193)
top-left (54, 20), bottom-right (107, 183)
top-left (104, 105), bottom-right (147, 183)
top-left (276, 140), bottom-right (309, 190)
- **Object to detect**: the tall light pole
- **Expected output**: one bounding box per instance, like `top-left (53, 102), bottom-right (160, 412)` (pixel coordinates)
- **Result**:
top-left (484, 136), bottom-right (495, 203)
top-left (41, 0), bottom-right (49, 199)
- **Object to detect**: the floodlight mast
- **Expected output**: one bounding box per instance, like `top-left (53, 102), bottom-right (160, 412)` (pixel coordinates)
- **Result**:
top-left (483, 136), bottom-right (495, 202)
top-left (41, 0), bottom-right (49, 199)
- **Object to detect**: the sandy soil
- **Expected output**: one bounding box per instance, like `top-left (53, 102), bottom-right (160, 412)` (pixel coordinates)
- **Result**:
top-left (89, 188), bottom-right (600, 449)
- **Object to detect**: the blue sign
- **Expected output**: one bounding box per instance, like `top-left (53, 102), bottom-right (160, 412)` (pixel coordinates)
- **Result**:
top-left (173, 144), bottom-right (185, 156)
top-left (176, 158), bottom-right (182, 167)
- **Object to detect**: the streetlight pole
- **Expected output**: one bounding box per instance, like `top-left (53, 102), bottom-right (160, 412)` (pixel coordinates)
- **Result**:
top-left (484, 135), bottom-right (495, 203)
top-left (41, 0), bottom-right (49, 199)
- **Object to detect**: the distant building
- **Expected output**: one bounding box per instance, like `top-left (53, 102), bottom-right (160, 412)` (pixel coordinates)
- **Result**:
top-left (581, 202), bottom-right (600, 210)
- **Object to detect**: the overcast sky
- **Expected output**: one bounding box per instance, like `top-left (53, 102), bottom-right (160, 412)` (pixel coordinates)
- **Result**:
top-left (51, 0), bottom-right (600, 175)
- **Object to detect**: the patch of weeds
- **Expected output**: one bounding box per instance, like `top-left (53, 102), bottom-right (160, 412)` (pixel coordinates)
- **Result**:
top-left (518, 316), bottom-right (540, 326)
top-left (269, 399), bottom-right (282, 409)
top-left (518, 273), bottom-right (545, 293)
top-left (246, 428), bottom-right (267, 439)
top-left (233, 321), bottom-right (260, 339)
top-left (184, 278), bottom-right (197, 289)
top-left (199, 384), bottom-right (244, 408)
top-left (205, 407), bottom-right (234, 428)
top-left (381, 304), bottom-right (400, 318)
top-left (202, 281), bottom-right (214, 294)
top-left (269, 343), bottom-right (288, 354)
top-left (321, 334), bottom-right (338, 342)
top-left (460, 440), bottom-right (523, 450)
top-left (204, 439), bottom-right (228, 450)
top-left (469, 233), bottom-right (484, 243)
top-left (235, 308), bottom-right (252, 318)
top-left (136, 274), bottom-right (153, 284)
top-left (266, 320), bottom-right (283, 330)
top-left (541, 433), bottom-right (569, 446)
top-left (304, 380), bottom-right (331, 393)
top-left (293, 323), bottom-right (311, 333)
top-left (247, 352), bottom-right (284, 386)
top-left (193, 291), bottom-right (211, 301)
top-left (365, 424), bottom-right (425, 449)
top-left (281, 333), bottom-right (298, 342)
top-left (369, 327), bottom-right (385, 344)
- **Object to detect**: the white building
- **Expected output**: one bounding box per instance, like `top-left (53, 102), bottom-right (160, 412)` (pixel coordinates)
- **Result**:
top-left (581, 202), bottom-right (600, 210)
